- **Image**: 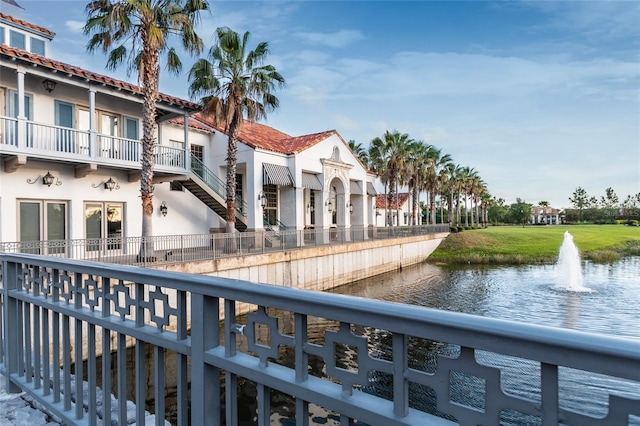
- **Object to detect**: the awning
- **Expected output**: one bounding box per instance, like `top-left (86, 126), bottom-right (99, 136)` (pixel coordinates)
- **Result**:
top-left (366, 182), bottom-right (377, 196)
top-left (302, 172), bottom-right (323, 190)
top-left (350, 181), bottom-right (363, 195)
top-left (263, 163), bottom-right (294, 187)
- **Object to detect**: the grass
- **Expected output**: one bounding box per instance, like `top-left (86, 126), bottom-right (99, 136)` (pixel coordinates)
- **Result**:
top-left (428, 225), bottom-right (640, 265)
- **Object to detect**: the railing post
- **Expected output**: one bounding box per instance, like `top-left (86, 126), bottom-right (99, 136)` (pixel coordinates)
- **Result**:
top-left (190, 293), bottom-right (220, 425)
top-left (2, 259), bottom-right (22, 393)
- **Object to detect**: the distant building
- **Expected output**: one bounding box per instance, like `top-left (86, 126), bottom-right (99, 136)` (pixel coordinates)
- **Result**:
top-left (374, 193), bottom-right (411, 227)
top-left (530, 206), bottom-right (563, 225)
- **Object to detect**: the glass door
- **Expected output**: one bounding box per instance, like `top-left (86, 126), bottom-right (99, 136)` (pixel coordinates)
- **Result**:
top-left (85, 202), bottom-right (124, 255)
top-left (19, 200), bottom-right (67, 255)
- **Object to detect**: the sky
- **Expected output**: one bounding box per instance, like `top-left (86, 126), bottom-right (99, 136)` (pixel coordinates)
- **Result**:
top-left (7, 0), bottom-right (640, 208)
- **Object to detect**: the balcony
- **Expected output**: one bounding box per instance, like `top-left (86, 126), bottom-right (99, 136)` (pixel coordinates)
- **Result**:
top-left (0, 115), bottom-right (187, 174)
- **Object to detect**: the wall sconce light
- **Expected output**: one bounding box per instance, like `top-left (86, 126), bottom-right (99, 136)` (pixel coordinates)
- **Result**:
top-left (347, 201), bottom-right (353, 214)
top-left (375, 207), bottom-right (381, 216)
top-left (91, 177), bottom-right (120, 191)
top-left (307, 203), bottom-right (315, 212)
top-left (42, 79), bottom-right (57, 93)
top-left (258, 192), bottom-right (267, 208)
top-left (27, 171), bottom-right (61, 187)
top-left (159, 201), bottom-right (168, 217)
top-left (325, 200), bottom-right (333, 213)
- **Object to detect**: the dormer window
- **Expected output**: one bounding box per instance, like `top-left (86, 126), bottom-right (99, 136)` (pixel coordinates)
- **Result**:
top-left (30, 37), bottom-right (44, 55)
top-left (10, 30), bottom-right (25, 49)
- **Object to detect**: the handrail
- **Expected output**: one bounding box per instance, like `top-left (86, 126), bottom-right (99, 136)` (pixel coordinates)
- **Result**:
top-left (1, 253), bottom-right (638, 425)
top-left (0, 225), bottom-right (450, 266)
top-left (263, 210), bottom-right (288, 231)
top-left (190, 154), bottom-right (247, 216)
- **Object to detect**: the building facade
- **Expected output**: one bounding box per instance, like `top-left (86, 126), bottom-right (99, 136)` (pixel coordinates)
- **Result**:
top-left (0, 7), bottom-right (378, 251)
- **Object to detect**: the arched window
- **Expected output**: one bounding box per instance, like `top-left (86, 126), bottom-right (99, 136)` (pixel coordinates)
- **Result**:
top-left (331, 146), bottom-right (340, 161)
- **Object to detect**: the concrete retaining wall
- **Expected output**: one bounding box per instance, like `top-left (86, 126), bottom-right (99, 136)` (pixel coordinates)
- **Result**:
top-left (155, 233), bottom-right (448, 292)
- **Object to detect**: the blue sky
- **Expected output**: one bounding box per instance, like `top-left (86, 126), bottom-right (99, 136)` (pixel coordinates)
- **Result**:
top-left (11, 0), bottom-right (640, 208)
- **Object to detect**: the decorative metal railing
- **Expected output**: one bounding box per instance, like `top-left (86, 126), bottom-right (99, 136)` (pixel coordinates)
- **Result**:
top-left (190, 154), bottom-right (248, 216)
top-left (0, 225), bottom-right (449, 267)
top-left (0, 253), bottom-right (638, 425)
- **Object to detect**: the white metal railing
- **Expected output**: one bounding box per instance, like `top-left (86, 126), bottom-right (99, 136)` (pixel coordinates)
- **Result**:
top-left (0, 116), bottom-right (187, 171)
top-left (0, 225), bottom-right (450, 267)
top-left (0, 253), bottom-right (638, 425)
top-left (96, 133), bottom-right (141, 162)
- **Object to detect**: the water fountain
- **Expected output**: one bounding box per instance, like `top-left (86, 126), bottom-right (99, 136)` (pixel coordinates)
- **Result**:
top-left (556, 231), bottom-right (590, 292)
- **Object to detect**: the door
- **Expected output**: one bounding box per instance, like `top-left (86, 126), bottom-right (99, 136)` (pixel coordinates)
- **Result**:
top-left (85, 202), bottom-right (124, 255)
top-left (55, 101), bottom-right (75, 152)
top-left (18, 200), bottom-right (67, 255)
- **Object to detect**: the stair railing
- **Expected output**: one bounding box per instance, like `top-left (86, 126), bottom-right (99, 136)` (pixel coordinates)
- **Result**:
top-left (190, 154), bottom-right (247, 217)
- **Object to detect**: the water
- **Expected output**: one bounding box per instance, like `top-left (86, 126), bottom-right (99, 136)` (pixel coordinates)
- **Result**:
top-left (328, 256), bottom-right (640, 424)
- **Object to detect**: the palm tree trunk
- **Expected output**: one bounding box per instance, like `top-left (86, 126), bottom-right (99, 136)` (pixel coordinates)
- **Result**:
top-left (225, 129), bottom-right (239, 234)
top-left (138, 41), bottom-right (159, 261)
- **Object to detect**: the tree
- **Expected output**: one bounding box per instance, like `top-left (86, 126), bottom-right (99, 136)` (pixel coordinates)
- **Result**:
top-left (538, 201), bottom-right (549, 207)
top-left (369, 131), bottom-right (412, 226)
top-left (188, 27), bottom-right (285, 233)
top-left (84, 0), bottom-right (209, 258)
top-left (568, 187), bottom-right (590, 222)
top-left (509, 198), bottom-right (532, 227)
top-left (348, 140), bottom-right (369, 167)
top-left (600, 187), bottom-right (620, 223)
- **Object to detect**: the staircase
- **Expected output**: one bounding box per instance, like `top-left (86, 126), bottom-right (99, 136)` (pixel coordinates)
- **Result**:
top-left (179, 155), bottom-right (248, 232)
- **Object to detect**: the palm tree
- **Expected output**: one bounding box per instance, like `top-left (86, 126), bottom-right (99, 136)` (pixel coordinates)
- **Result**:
top-left (84, 0), bottom-right (209, 258)
top-left (188, 27), bottom-right (285, 233)
top-left (370, 131), bottom-right (412, 226)
top-left (368, 137), bottom-right (390, 224)
top-left (348, 140), bottom-right (369, 167)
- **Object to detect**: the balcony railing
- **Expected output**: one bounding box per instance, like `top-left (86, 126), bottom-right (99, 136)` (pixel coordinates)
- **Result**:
top-left (1, 253), bottom-right (638, 425)
top-left (0, 225), bottom-right (450, 267)
top-left (0, 116), bottom-right (187, 172)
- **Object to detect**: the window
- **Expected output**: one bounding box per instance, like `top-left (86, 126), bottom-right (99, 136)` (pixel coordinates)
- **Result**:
top-left (263, 184), bottom-right (277, 226)
top-left (85, 202), bottom-right (124, 252)
top-left (236, 173), bottom-right (243, 201)
top-left (8, 90), bottom-right (33, 146)
top-left (190, 144), bottom-right (204, 161)
top-left (0, 26), bottom-right (5, 44)
top-left (30, 37), bottom-right (45, 55)
top-left (9, 30), bottom-right (25, 49)
top-left (8, 90), bottom-right (33, 119)
top-left (18, 200), bottom-right (67, 254)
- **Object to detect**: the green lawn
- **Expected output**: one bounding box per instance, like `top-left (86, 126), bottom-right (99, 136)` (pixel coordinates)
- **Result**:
top-left (429, 225), bottom-right (640, 264)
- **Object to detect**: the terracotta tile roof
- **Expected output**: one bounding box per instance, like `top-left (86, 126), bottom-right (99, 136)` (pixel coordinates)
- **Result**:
top-left (169, 116), bottom-right (214, 133)
top-left (376, 193), bottom-right (410, 209)
top-left (0, 44), bottom-right (200, 111)
top-left (280, 130), bottom-right (338, 154)
top-left (194, 113), bottom-right (295, 154)
top-left (0, 12), bottom-right (55, 38)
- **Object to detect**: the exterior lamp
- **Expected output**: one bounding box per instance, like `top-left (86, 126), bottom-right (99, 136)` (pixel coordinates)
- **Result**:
top-left (325, 200), bottom-right (333, 213)
top-left (28, 171), bottom-right (61, 187)
top-left (104, 177), bottom-right (119, 191)
top-left (42, 79), bottom-right (57, 93)
top-left (258, 192), bottom-right (267, 208)
top-left (347, 201), bottom-right (353, 214)
top-left (159, 201), bottom-right (168, 217)
top-left (92, 177), bottom-right (120, 191)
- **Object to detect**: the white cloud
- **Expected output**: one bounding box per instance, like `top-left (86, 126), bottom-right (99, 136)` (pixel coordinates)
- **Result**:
top-left (293, 29), bottom-right (365, 48)
top-left (64, 19), bottom-right (84, 33)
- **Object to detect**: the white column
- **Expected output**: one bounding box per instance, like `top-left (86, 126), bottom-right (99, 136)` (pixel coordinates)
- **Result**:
top-left (88, 87), bottom-right (97, 156)
top-left (16, 68), bottom-right (25, 149)
top-left (183, 113), bottom-right (190, 170)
